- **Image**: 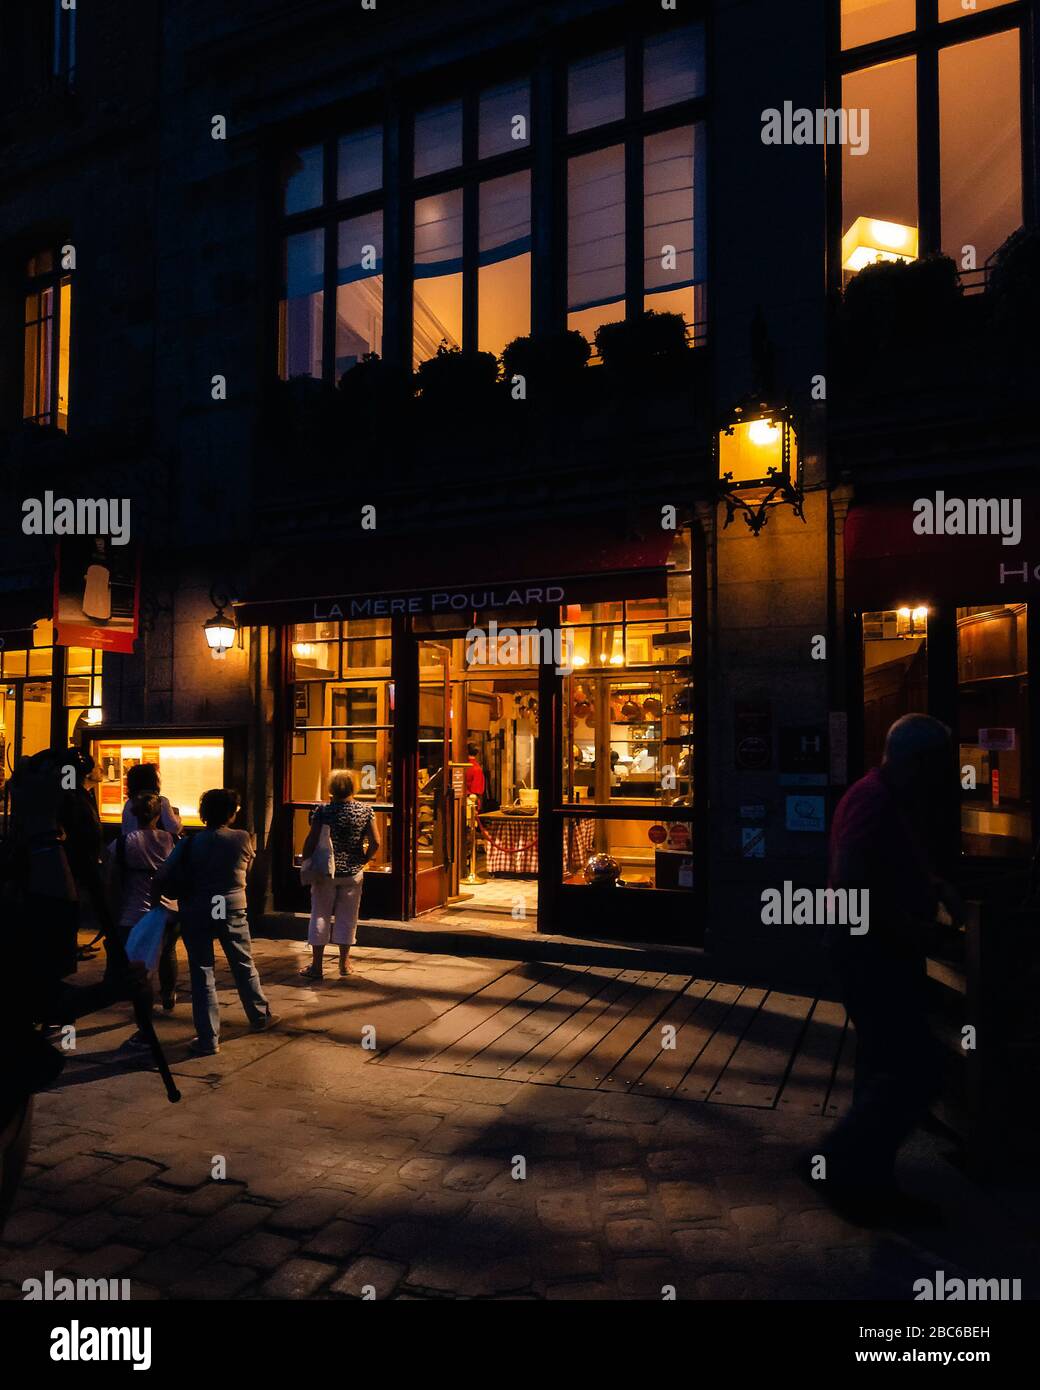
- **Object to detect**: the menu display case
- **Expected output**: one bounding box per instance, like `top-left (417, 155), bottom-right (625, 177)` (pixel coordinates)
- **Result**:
top-left (90, 733), bottom-right (230, 827)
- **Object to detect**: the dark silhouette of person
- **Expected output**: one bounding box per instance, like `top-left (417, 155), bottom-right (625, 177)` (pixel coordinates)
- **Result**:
top-left (815, 713), bottom-right (964, 1227)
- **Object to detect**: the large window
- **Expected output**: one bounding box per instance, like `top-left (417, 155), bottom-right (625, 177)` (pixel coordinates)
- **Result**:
top-left (23, 250), bottom-right (72, 431)
top-left (560, 529), bottom-right (694, 890)
top-left (566, 29), bottom-right (707, 348)
top-left (275, 19), bottom-right (707, 382)
top-left (289, 618), bottom-right (393, 871)
top-left (839, 1), bottom-right (1023, 282)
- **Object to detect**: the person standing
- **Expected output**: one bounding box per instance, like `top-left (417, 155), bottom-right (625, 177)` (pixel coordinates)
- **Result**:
top-left (300, 772), bottom-right (380, 981)
top-left (153, 788), bottom-right (277, 1055)
top-left (106, 792), bottom-right (179, 1015)
top-left (815, 714), bottom-right (965, 1226)
top-left (121, 763), bottom-right (183, 837)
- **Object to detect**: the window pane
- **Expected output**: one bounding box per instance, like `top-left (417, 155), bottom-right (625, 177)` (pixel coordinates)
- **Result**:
top-left (282, 144), bottom-right (323, 214)
top-left (415, 100), bottom-right (463, 178)
top-left (568, 49), bottom-right (624, 133)
top-left (23, 287), bottom-right (54, 423)
top-left (479, 78), bottom-right (531, 159)
top-left (57, 278), bottom-right (71, 432)
top-left (940, 0), bottom-right (1014, 17)
top-left (958, 605), bottom-right (1030, 858)
top-left (568, 145), bottom-right (625, 344)
top-left (861, 608), bottom-right (928, 772)
top-left (644, 25), bottom-right (706, 110)
top-left (478, 171), bottom-right (531, 358)
top-left (841, 58), bottom-right (917, 275)
top-left (337, 125), bottom-right (383, 200)
top-left (279, 230), bottom-right (324, 380)
top-left (414, 189), bottom-right (464, 365)
top-left (643, 125), bottom-right (701, 329)
top-left (939, 29), bottom-right (1022, 271)
top-left (336, 212), bottom-right (383, 379)
top-left (841, 0), bottom-right (916, 49)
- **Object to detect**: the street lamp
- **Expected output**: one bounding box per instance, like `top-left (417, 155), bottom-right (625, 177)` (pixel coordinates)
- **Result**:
top-left (716, 402), bottom-right (804, 536)
top-left (203, 588), bottom-right (237, 661)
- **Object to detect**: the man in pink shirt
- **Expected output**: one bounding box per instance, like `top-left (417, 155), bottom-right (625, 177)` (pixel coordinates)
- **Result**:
top-left (813, 714), bottom-right (964, 1227)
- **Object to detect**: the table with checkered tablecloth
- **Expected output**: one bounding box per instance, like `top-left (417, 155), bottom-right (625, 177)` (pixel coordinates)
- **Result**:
top-left (478, 813), bottom-right (596, 876)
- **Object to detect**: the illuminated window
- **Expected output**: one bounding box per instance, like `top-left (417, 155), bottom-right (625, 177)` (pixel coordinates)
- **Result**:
top-left (861, 609), bottom-right (928, 773)
top-left (337, 212), bottom-right (383, 375)
top-left (413, 189), bottom-right (463, 366)
top-left (643, 125), bottom-right (703, 330)
top-left (840, 5), bottom-right (1024, 279)
top-left (841, 58), bottom-right (917, 277)
top-left (478, 171), bottom-right (531, 358)
top-left (290, 619), bottom-right (393, 871)
top-left (568, 145), bottom-right (626, 343)
top-left (278, 229), bottom-right (324, 380)
top-left (939, 29), bottom-right (1022, 271)
top-left (841, 0), bottom-right (915, 50)
top-left (23, 250), bottom-right (72, 431)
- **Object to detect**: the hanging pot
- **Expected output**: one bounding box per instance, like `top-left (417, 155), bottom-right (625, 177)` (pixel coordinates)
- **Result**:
top-left (642, 696), bottom-right (662, 720)
top-left (620, 697), bottom-right (642, 721)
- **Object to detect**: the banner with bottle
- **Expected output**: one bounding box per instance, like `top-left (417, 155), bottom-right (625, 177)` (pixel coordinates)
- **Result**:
top-left (53, 538), bottom-right (140, 652)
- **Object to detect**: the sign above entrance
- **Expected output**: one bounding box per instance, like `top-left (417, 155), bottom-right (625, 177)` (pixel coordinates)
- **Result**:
top-left (314, 585), bottom-right (566, 621)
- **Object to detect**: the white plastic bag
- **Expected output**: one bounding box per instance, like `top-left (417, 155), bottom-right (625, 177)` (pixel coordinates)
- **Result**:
top-left (300, 822), bottom-right (334, 886)
top-left (126, 906), bottom-right (171, 973)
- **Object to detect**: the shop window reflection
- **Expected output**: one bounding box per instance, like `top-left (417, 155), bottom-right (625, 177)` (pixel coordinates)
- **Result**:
top-left (957, 604), bottom-right (1031, 859)
top-left (478, 170), bottom-right (531, 359)
top-left (561, 811), bottom-right (693, 890)
top-left (567, 145), bottom-right (625, 344)
top-left (337, 211), bottom-right (383, 378)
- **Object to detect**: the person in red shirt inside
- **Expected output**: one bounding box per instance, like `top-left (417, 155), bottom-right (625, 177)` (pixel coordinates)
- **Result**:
top-left (464, 744), bottom-right (486, 806)
top-left (811, 713), bottom-right (965, 1228)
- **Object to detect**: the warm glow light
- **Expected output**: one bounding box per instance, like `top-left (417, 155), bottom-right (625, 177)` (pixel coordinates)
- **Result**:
top-left (912, 606), bottom-right (929, 623)
top-left (572, 655), bottom-right (587, 667)
top-left (898, 607), bottom-right (912, 618)
top-left (842, 215), bottom-right (919, 274)
top-left (292, 641), bottom-right (315, 660)
top-left (84, 707), bottom-right (102, 725)
top-left (748, 419), bottom-right (780, 447)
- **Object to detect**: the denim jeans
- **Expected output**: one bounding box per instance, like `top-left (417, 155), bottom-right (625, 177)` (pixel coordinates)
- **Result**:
top-left (181, 908), bottom-right (270, 1046)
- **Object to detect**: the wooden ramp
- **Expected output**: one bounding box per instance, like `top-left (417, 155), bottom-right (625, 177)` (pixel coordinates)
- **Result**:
top-left (374, 961), bottom-right (852, 1113)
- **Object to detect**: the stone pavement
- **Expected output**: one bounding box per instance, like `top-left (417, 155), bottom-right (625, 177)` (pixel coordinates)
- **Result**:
top-left (2, 937), bottom-right (1038, 1301)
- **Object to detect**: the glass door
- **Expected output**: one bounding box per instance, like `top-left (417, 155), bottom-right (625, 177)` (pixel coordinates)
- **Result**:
top-left (415, 640), bottom-right (452, 912)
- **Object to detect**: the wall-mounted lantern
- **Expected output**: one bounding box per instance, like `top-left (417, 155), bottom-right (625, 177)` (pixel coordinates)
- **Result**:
top-left (841, 216), bottom-right (918, 276)
top-left (716, 402), bottom-right (804, 536)
top-left (203, 587), bottom-right (237, 661)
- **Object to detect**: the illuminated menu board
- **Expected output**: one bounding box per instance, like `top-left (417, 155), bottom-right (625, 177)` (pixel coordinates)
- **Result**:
top-left (94, 738), bottom-right (225, 826)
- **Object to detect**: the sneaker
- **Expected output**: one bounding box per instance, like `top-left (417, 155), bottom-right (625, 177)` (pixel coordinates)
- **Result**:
top-left (188, 1037), bottom-right (220, 1056)
top-left (250, 1013), bottom-right (281, 1032)
top-left (123, 1031), bottom-right (151, 1051)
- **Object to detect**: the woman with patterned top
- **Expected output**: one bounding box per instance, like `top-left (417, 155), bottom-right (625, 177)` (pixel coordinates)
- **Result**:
top-left (300, 772), bottom-right (380, 980)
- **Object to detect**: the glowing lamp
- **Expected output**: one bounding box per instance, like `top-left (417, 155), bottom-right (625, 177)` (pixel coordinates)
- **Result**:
top-left (716, 402), bottom-right (803, 535)
top-left (842, 216), bottom-right (919, 275)
top-left (203, 603), bottom-right (237, 660)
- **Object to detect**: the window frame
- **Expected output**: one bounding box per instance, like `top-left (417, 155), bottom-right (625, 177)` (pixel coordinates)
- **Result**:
top-left (22, 250), bottom-right (72, 432)
top-left (830, 0), bottom-right (1032, 292)
top-left (274, 13), bottom-right (710, 382)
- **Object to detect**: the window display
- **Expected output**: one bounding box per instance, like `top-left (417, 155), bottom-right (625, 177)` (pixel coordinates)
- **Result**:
top-left (91, 738), bottom-right (225, 826)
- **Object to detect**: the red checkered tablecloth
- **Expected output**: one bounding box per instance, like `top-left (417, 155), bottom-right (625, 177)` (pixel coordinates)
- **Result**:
top-left (478, 814), bottom-right (596, 876)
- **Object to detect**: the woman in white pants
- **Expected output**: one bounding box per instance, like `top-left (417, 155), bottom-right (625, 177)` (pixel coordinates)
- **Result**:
top-left (300, 772), bottom-right (379, 980)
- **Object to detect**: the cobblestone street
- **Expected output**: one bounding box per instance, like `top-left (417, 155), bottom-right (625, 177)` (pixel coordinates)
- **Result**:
top-left (3, 938), bottom-right (1038, 1301)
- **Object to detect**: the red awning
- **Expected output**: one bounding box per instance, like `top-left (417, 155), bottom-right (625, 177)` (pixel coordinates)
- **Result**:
top-left (235, 515), bottom-right (678, 626)
top-left (845, 493), bottom-right (1040, 610)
